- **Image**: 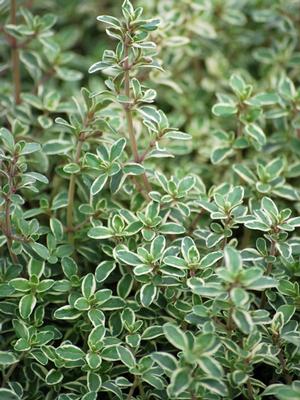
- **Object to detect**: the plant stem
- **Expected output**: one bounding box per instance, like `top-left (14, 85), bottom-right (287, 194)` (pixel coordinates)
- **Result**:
top-left (1, 352), bottom-right (25, 387)
top-left (226, 306), bottom-right (234, 332)
top-left (123, 37), bottom-right (152, 195)
top-left (3, 156), bottom-right (18, 263)
top-left (188, 210), bottom-right (203, 234)
top-left (66, 136), bottom-right (84, 244)
top-left (260, 239), bottom-right (276, 308)
top-left (4, 197), bottom-right (18, 264)
top-left (278, 345), bottom-right (293, 384)
top-left (246, 378), bottom-right (254, 400)
top-left (127, 375), bottom-right (139, 400)
top-left (66, 110), bottom-right (95, 244)
top-left (138, 380), bottom-right (145, 397)
top-left (124, 41), bottom-right (139, 162)
top-left (10, 0), bottom-right (21, 104)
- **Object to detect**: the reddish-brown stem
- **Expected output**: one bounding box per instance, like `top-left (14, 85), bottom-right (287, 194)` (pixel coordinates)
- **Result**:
top-left (188, 210), bottom-right (203, 234)
top-left (278, 349), bottom-right (293, 384)
top-left (4, 197), bottom-right (18, 264)
top-left (10, 0), bottom-right (21, 104)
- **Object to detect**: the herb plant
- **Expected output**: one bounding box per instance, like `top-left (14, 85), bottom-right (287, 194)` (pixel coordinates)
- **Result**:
top-left (0, 0), bottom-right (300, 399)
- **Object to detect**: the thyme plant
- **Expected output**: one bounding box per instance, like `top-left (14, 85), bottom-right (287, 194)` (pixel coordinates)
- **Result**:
top-left (0, 0), bottom-right (300, 399)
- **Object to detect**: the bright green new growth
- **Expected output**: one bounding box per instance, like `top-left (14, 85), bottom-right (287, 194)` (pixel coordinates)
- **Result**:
top-left (0, 0), bottom-right (300, 399)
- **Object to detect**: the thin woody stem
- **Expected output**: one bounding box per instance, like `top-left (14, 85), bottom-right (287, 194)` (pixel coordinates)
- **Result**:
top-left (1, 352), bottom-right (25, 387)
top-left (123, 35), bottom-right (152, 195)
top-left (10, 0), bottom-right (21, 104)
top-left (3, 155), bottom-right (19, 263)
top-left (66, 134), bottom-right (85, 244)
top-left (260, 239), bottom-right (276, 308)
top-left (124, 41), bottom-right (139, 163)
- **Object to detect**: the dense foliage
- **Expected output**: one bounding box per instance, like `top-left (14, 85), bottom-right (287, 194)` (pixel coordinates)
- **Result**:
top-left (0, 0), bottom-right (300, 399)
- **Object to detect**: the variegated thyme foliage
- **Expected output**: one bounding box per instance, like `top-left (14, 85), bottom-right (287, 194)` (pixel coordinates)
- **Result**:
top-left (0, 1), bottom-right (300, 399)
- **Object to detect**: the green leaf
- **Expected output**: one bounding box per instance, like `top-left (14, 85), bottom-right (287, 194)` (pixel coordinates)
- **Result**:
top-left (159, 223), bottom-right (185, 234)
top-left (198, 355), bottom-right (224, 378)
top-left (279, 76), bottom-right (296, 99)
top-left (50, 218), bottom-right (64, 241)
top-left (150, 235), bottom-right (166, 260)
top-left (200, 377), bottom-right (228, 396)
top-left (43, 140), bottom-right (73, 155)
top-left (110, 138), bottom-right (126, 161)
top-left (151, 352), bottom-right (177, 372)
top-left (82, 273), bottom-right (96, 299)
top-left (20, 142), bottom-right (41, 155)
top-left (54, 305), bottom-right (81, 320)
top-left (123, 163), bottom-right (145, 175)
top-left (115, 249), bottom-right (142, 266)
top-left (230, 287), bottom-right (249, 306)
top-left (30, 242), bottom-right (50, 260)
top-left (140, 283), bottom-right (157, 307)
top-left (117, 346), bottom-right (136, 368)
top-left (233, 164), bottom-right (257, 184)
top-left (211, 147), bottom-right (233, 164)
top-left (88, 325), bottom-right (105, 348)
top-left (229, 74), bottom-right (246, 96)
top-left (0, 128), bottom-right (15, 150)
top-left (63, 163), bottom-right (80, 174)
top-left (262, 384), bottom-right (300, 400)
top-left (163, 323), bottom-right (188, 350)
top-left (0, 389), bottom-right (20, 400)
top-left (19, 293), bottom-right (36, 319)
top-left (97, 15), bottom-right (121, 28)
top-left (232, 309), bottom-right (253, 334)
top-left (245, 123), bottom-right (266, 148)
top-left (169, 368), bottom-right (191, 396)
top-left (262, 197), bottom-right (279, 219)
top-left (95, 261), bottom-right (116, 283)
top-left (212, 103), bottom-right (238, 117)
top-left (200, 251), bottom-right (223, 268)
top-left (224, 246), bottom-right (242, 275)
top-left (141, 326), bottom-right (164, 340)
top-left (139, 106), bottom-right (161, 123)
top-left (89, 61), bottom-right (111, 74)
top-left (10, 278), bottom-right (31, 292)
top-left (88, 226), bottom-right (113, 239)
top-left (45, 369), bottom-right (63, 385)
top-left (91, 174), bottom-right (108, 196)
top-left (0, 351), bottom-right (17, 366)
top-left (87, 371), bottom-right (102, 392)
top-left (56, 344), bottom-right (85, 361)
top-left (246, 92), bottom-right (279, 106)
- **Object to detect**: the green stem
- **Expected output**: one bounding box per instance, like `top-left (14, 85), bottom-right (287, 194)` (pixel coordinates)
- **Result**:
top-left (66, 111), bottom-right (94, 245)
top-left (10, 0), bottom-right (21, 104)
top-left (123, 37), bottom-right (151, 196)
top-left (66, 136), bottom-right (84, 243)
